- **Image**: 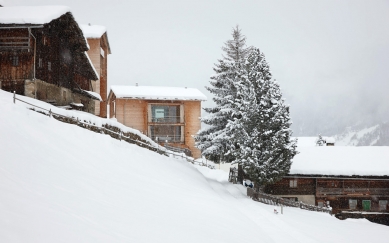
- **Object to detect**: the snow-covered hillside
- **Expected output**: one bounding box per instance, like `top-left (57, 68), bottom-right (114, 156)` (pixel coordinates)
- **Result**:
top-left (336, 123), bottom-right (389, 146)
top-left (1, 90), bottom-right (388, 242)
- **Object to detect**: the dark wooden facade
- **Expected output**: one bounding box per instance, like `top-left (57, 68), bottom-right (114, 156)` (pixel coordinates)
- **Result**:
top-left (265, 175), bottom-right (389, 217)
top-left (0, 12), bottom-right (98, 96)
top-left (0, 28), bottom-right (33, 94)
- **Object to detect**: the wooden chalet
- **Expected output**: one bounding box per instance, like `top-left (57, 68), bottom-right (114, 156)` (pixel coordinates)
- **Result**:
top-left (262, 146), bottom-right (389, 224)
top-left (0, 6), bottom-right (102, 115)
top-left (80, 24), bottom-right (111, 118)
top-left (107, 85), bottom-right (207, 158)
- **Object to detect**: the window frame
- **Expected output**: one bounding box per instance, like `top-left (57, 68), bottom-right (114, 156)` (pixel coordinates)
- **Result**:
top-left (379, 200), bottom-right (388, 211)
top-left (289, 179), bottom-right (297, 188)
top-left (12, 56), bottom-right (19, 66)
top-left (349, 199), bottom-right (357, 210)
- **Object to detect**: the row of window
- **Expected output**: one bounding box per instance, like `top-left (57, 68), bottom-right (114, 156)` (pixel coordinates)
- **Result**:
top-left (349, 199), bottom-right (388, 211)
top-left (38, 58), bottom-right (51, 71)
top-left (10, 56), bottom-right (51, 71)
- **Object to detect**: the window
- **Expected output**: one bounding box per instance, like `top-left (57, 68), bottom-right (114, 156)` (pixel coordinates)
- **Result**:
top-left (100, 47), bottom-right (105, 58)
top-left (48, 62), bottom-right (51, 71)
top-left (38, 58), bottom-right (42, 68)
top-left (12, 56), bottom-right (19, 66)
top-left (379, 200), bottom-right (387, 211)
top-left (148, 104), bottom-right (184, 143)
top-left (150, 125), bottom-right (183, 143)
top-left (151, 105), bottom-right (181, 123)
top-left (349, 199), bottom-right (357, 210)
top-left (289, 179), bottom-right (297, 188)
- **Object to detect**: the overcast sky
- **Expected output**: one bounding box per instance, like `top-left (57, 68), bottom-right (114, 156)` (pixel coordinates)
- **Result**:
top-left (6, 0), bottom-right (389, 135)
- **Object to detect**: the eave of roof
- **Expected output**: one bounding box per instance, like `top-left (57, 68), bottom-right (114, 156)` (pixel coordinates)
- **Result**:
top-left (110, 85), bottom-right (207, 101)
top-left (0, 6), bottom-right (71, 25)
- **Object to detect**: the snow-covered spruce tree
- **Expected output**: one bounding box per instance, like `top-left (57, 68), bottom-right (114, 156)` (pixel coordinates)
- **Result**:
top-left (227, 48), bottom-right (297, 186)
top-left (316, 134), bottom-right (325, 146)
top-left (196, 26), bottom-right (251, 163)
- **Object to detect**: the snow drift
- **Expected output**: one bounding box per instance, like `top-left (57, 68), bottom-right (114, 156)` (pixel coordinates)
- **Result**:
top-left (0, 90), bottom-right (388, 243)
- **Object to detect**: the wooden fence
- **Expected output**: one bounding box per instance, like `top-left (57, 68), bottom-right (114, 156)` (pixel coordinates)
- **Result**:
top-left (12, 92), bottom-right (214, 169)
top-left (247, 187), bottom-right (332, 214)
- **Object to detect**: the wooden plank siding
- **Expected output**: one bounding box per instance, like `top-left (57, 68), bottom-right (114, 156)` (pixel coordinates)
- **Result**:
top-left (114, 99), bottom-right (147, 134)
top-left (265, 176), bottom-right (389, 215)
top-left (183, 101), bottom-right (201, 159)
top-left (99, 33), bottom-right (109, 118)
top-left (264, 178), bottom-right (316, 195)
top-left (0, 29), bottom-right (34, 95)
top-left (84, 33), bottom-right (109, 118)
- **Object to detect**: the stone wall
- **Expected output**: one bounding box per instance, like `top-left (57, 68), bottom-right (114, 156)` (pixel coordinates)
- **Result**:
top-left (24, 79), bottom-right (99, 115)
top-left (276, 194), bottom-right (316, 205)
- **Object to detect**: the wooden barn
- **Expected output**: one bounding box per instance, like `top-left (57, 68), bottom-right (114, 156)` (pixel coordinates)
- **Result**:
top-left (107, 85), bottom-right (207, 158)
top-left (263, 146), bottom-right (389, 224)
top-left (0, 6), bottom-right (103, 115)
top-left (80, 24), bottom-right (111, 118)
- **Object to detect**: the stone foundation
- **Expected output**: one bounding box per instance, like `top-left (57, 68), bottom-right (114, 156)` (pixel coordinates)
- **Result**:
top-left (24, 79), bottom-right (99, 115)
top-left (276, 194), bottom-right (316, 205)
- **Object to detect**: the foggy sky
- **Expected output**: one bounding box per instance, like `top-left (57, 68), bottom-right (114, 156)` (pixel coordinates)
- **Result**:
top-left (6, 0), bottom-right (389, 135)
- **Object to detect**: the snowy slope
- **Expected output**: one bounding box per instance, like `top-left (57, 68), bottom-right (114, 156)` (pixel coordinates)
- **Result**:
top-left (0, 90), bottom-right (388, 242)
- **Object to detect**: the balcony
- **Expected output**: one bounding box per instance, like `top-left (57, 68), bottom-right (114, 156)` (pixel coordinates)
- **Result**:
top-left (150, 116), bottom-right (181, 124)
top-left (151, 135), bottom-right (183, 143)
top-left (0, 37), bottom-right (31, 50)
top-left (316, 187), bottom-right (389, 197)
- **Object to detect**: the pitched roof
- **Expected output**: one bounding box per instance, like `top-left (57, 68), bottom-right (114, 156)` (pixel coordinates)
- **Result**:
top-left (80, 24), bottom-right (106, 38)
top-left (290, 146), bottom-right (389, 176)
top-left (110, 85), bottom-right (207, 101)
top-left (0, 6), bottom-right (70, 25)
top-left (80, 24), bottom-right (112, 54)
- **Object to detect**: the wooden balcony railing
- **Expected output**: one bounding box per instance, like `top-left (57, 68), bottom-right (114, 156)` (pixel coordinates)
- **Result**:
top-left (151, 116), bottom-right (182, 123)
top-left (316, 187), bottom-right (389, 196)
top-left (0, 37), bottom-right (30, 50)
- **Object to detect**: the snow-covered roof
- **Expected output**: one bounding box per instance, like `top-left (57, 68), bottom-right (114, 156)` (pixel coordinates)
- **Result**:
top-left (290, 146), bottom-right (389, 176)
top-left (84, 52), bottom-right (99, 79)
top-left (110, 85), bottom-right (207, 101)
top-left (70, 102), bottom-right (84, 107)
top-left (325, 137), bottom-right (335, 144)
top-left (83, 90), bottom-right (102, 101)
top-left (296, 137), bottom-right (335, 147)
top-left (80, 24), bottom-right (107, 39)
top-left (0, 6), bottom-right (70, 25)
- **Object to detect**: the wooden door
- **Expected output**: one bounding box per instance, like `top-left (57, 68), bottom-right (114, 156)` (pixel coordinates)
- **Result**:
top-left (362, 200), bottom-right (371, 211)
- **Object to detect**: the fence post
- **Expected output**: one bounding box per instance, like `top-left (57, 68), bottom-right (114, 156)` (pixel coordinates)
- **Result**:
top-left (13, 91), bottom-right (15, 103)
top-left (49, 109), bottom-right (52, 118)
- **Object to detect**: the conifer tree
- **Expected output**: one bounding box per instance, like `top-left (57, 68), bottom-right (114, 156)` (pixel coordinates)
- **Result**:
top-left (196, 26), bottom-right (250, 162)
top-left (227, 48), bottom-right (297, 186)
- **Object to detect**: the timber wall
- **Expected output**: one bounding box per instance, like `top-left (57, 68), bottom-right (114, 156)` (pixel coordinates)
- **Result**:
top-left (110, 98), bottom-right (203, 158)
top-left (85, 34), bottom-right (109, 118)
